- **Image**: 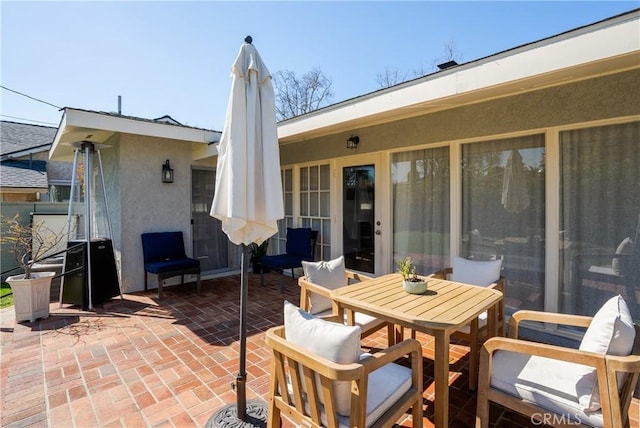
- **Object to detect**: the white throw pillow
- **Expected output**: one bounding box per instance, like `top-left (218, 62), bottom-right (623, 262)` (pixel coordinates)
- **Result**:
top-left (452, 256), bottom-right (502, 286)
top-left (302, 256), bottom-right (347, 314)
top-left (283, 301), bottom-right (361, 416)
top-left (577, 295), bottom-right (635, 412)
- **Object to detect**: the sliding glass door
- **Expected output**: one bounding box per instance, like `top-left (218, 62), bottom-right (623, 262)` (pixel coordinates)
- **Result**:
top-left (559, 122), bottom-right (640, 321)
top-left (392, 147), bottom-right (450, 275)
top-left (461, 135), bottom-right (546, 315)
top-left (191, 168), bottom-right (237, 272)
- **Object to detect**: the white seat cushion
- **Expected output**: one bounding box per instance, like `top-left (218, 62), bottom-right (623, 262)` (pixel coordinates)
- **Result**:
top-left (578, 295), bottom-right (635, 411)
top-left (456, 310), bottom-right (488, 334)
top-left (312, 309), bottom-right (387, 335)
top-left (284, 301), bottom-right (361, 416)
top-left (288, 352), bottom-right (413, 428)
top-left (491, 350), bottom-right (604, 427)
top-left (302, 256), bottom-right (347, 314)
top-left (588, 265), bottom-right (619, 276)
top-left (339, 353), bottom-right (412, 427)
top-left (452, 256), bottom-right (501, 286)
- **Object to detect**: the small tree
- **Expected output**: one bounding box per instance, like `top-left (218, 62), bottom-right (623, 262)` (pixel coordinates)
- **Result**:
top-left (273, 67), bottom-right (333, 121)
top-left (1, 214), bottom-right (67, 279)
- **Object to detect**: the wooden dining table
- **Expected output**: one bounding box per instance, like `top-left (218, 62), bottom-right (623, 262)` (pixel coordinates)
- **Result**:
top-left (330, 273), bottom-right (503, 428)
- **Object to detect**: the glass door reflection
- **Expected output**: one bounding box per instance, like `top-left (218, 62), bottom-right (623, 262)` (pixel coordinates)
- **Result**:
top-left (343, 165), bottom-right (375, 273)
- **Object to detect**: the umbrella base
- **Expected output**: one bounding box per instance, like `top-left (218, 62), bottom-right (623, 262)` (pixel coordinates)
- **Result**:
top-left (206, 400), bottom-right (268, 428)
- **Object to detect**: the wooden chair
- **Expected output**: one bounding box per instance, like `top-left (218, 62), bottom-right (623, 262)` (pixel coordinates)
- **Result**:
top-left (299, 268), bottom-right (395, 347)
top-left (406, 258), bottom-right (505, 390)
top-left (265, 316), bottom-right (424, 428)
top-left (476, 299), bottom-right (640, 428)
top-left (573, 229), bottom-right (639, 318)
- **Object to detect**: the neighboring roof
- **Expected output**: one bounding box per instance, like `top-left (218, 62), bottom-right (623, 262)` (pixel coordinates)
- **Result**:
top-left (278, 9), bottom-right (640, 143)
top-left (0, 121), bottom-right (57, 158)
top-left (153, 115), bottom-right (183, 125)
top-left (50, 108), bottom-right (221, 161)
top-left (0, 159), bottom-right (48, 189)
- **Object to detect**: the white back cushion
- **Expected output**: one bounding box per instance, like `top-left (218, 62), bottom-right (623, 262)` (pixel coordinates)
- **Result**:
top-left (452, 256), bottom-right (502, 286)
top-left (578, 295), bottom-right (635, 411)
top-left (283, 301), bottom-right (361, 416)
top-left (612, 237), bottom-right (633, 275)
top-left (302, 256), bottom-right (347, 314)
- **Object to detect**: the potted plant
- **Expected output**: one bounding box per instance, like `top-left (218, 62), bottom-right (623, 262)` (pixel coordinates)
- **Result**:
top-left (1, 214), bottom-right (67, 322)
top-left (249, 240), bottom-right (269, 274)
top-left (397, 256), bottom-right (427, 294)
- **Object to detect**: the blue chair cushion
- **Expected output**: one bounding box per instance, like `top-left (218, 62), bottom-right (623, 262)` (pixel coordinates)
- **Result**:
top-left (141, 232), bottom-right (187, 262)
top-left (145, 258), bottom-right (200, 274)
top-left (261, 254), bottom-right (306, 270)
top-left (286, 227), bottom-right (312, 258)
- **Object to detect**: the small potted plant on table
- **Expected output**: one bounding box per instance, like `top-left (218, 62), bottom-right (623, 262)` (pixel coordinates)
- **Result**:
top-left (1, 214), bottom-right (67, 322)
top-left (397, 256), bottom-right (427, 294)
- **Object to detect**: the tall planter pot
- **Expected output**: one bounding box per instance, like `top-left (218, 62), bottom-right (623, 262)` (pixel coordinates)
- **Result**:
top-left (6, 271), bottom-right (54, 322)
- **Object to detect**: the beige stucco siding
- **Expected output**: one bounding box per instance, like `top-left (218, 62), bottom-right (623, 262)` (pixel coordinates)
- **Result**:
top-left (116, 134), bottom-right (195, 293)
top-left (280, 69), bottom-right (640, 165)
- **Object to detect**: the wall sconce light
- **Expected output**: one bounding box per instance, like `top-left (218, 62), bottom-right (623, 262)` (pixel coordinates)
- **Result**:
top-left (162, 159), bottom-right (174, 183)
top-left (347, 136), bottom-right (360, 149)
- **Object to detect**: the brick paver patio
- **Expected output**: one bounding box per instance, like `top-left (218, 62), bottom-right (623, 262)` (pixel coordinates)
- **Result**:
top-left (1, 273), bottom-right (638, 427)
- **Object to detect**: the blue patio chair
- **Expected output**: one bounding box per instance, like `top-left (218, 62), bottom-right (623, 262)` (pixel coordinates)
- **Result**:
top-left (141, 231), bottom-right (201, 300)
top-left (260, 227), bottom-right (318, 292)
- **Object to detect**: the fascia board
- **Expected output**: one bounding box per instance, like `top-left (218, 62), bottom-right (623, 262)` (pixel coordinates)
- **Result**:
top-left (50, 109), bottom-right (219, 161)
top-left (64, 109), bottom-right (217, 143)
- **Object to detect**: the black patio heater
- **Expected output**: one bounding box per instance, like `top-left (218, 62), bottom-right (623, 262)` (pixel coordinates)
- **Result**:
top-left (60, 141), bottom-right (121, 310)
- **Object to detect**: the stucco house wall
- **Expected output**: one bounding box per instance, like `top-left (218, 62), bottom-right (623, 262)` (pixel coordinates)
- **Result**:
top-left (280, 69), bottom-right (639, 165)
top-left (112, 133), bottom-right (196, 293)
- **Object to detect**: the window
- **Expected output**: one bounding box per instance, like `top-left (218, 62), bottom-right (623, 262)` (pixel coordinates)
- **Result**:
top-left (392, 147), bottom-right (450, 275)
top-left (299, 164), bottom-right (331, 260)
top-left (271, 168), bottom-right (294, 255)
top-left (462, 135), bottom-right (545, 314)
top-left (559, 122), bottom-right (640, 321)
top-left (48, 183), bottom-right (73, 202)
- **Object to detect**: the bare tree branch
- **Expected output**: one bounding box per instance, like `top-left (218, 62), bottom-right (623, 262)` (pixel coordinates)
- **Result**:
top-left (375, 67), bottom-right (409, 89)
top-left (376, 41), bottom-right (464, 88)
top-left (273, 68), bottom-right (333, 121)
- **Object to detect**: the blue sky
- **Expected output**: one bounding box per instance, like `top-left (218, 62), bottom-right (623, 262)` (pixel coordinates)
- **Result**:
top-left (1, 1), bottom-right (637, 131)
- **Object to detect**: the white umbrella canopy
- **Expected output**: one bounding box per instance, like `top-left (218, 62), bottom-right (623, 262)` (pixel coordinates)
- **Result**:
top-left (501, 149), bottom-right (530, 214)
top-left (211, 38), bottom-right (284, 246)
top-left (208, 37), bottom-right (283, 427)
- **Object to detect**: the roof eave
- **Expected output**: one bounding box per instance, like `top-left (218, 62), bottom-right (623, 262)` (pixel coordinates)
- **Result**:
top-left (277, 10), bottom-right (640, 144)
top-left (50, 108), bottom-right (221, 161)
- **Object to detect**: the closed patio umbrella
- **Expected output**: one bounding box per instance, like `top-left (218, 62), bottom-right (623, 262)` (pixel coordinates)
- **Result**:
top-left (501, 149), bottom-right (530, 214)
top-left (208, 36), bottom-right (284, 427)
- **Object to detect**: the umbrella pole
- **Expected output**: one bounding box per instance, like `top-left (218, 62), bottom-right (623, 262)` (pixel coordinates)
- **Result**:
top-left (206, 244), bottom-right (267, 428)
top-left (236, 244), bottom-right (249, 419)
